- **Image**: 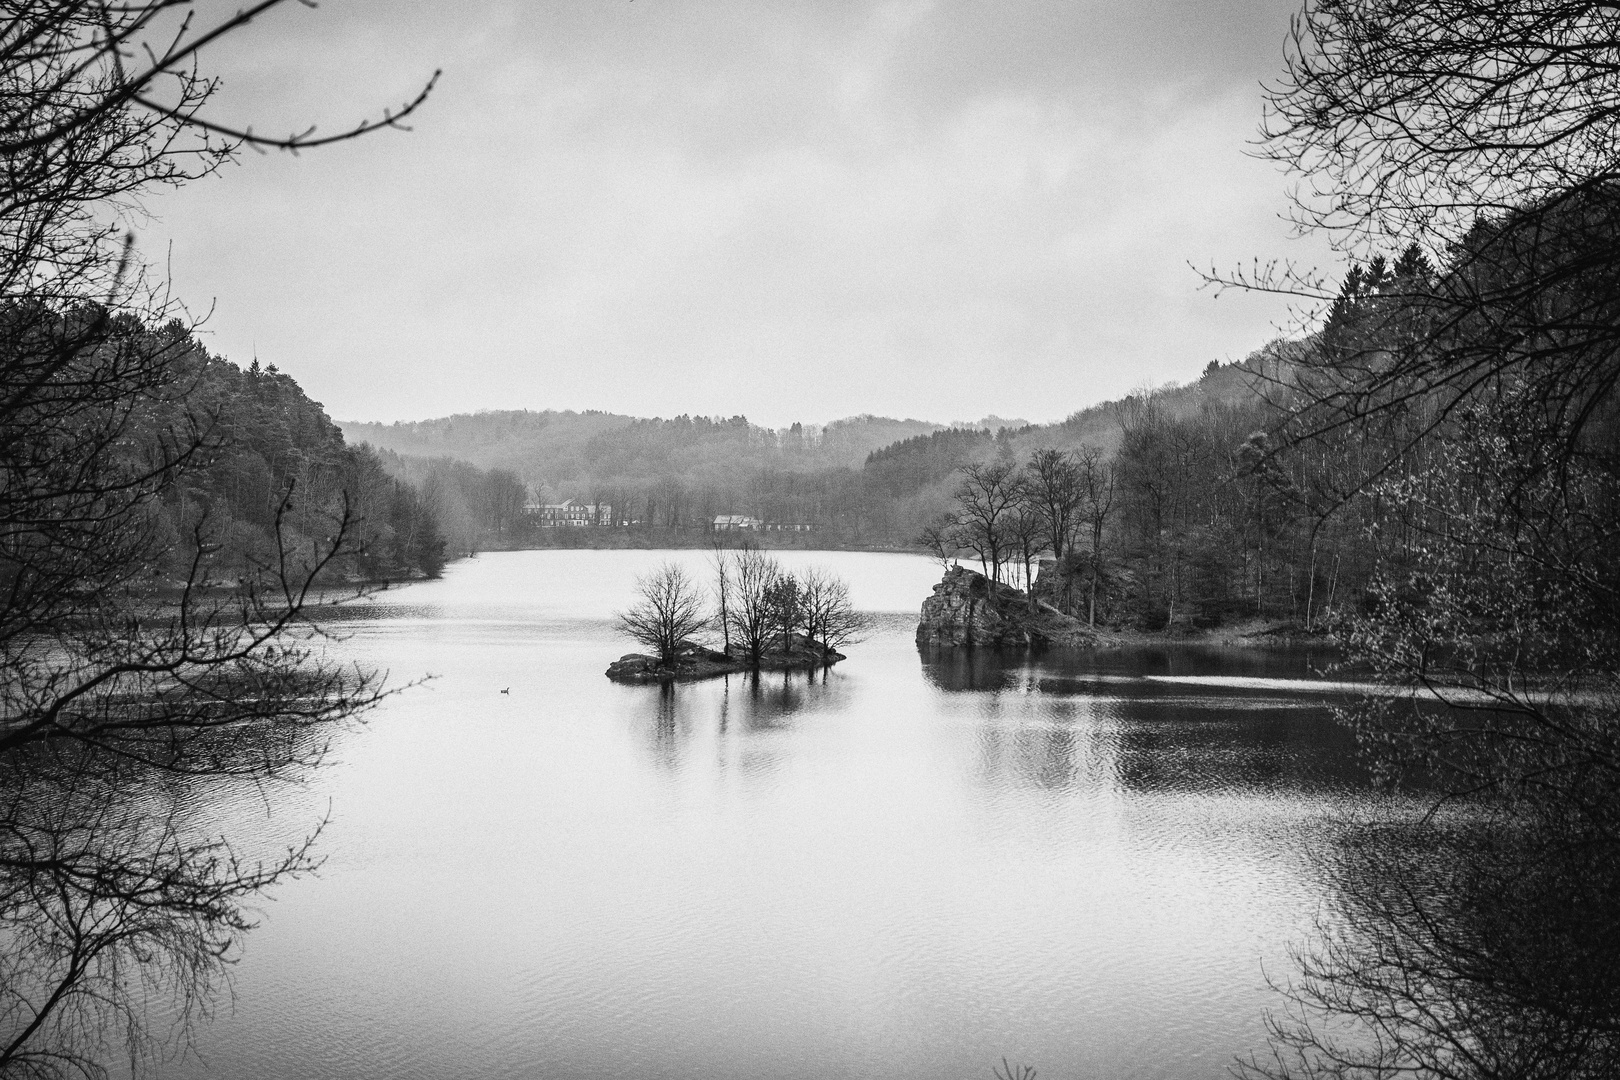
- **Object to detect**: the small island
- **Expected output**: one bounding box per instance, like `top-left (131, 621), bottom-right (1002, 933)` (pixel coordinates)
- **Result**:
top-left (607, 637), bottom-right (847, 683)
top-left (606, 550), bottom-right (869, 683)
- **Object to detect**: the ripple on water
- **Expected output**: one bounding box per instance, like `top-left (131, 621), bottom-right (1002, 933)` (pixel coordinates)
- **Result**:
top-left (164, 550), bottom-right (1387, 1080)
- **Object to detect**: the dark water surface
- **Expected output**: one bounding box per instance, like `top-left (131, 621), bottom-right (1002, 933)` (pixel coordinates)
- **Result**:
top-left (175, 550), bottom-right (1390, 1080)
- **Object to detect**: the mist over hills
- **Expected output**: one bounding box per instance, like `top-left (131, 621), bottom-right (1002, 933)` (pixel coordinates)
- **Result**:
top-left (337, 353), bottom-right (1277, 547)
top-left (340, 411), bottom-right (1017, 493)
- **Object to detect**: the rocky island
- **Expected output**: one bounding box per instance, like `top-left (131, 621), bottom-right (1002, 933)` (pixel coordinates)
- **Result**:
top-left (606, 635), bottom-right (846, 683)
top-left (607, 555), bottom-right (870, 683)
top-left (916, 565), bottom-right (1099, 649)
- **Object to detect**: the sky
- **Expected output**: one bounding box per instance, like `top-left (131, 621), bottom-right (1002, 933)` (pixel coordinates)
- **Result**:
top-left (139, 0), bottom-right (1338, 428)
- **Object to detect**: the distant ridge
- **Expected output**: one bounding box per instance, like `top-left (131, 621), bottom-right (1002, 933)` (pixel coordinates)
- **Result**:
top-left (338, 410), bottom-right (946, 481)
top-left (335, 344), bottom-right (1286, 546)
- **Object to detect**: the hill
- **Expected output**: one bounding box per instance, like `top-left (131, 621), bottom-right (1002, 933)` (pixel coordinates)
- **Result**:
top-left (339, 410), bottom-right (946, 500)
top-left (334, 348), bottom-right (1286, 549)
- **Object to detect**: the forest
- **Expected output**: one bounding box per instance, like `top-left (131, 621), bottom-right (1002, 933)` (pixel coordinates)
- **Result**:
top-left (79, 325), bottom-right (1363, 642)
top-left (121, 218), bottom-right (1579, 652)
top-left (331, 348), bottom-right (1321, 632)
top-left (19, 316), bottom-right (546, 589)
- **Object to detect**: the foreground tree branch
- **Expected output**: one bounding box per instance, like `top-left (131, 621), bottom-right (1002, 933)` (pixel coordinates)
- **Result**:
top-left (1, 4), bottom-right (436, 1075)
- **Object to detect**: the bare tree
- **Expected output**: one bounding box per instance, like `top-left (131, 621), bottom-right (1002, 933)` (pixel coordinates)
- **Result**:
top-left (916, 515), bottom-right (959, 570)
top-left (801, 567), bottom-right (873, 656)
top-left (616, 563), bottom-right (709, 665)
top-left (1024, 448), bottom-right (1084, 560)
top-left (1007, 489), bottom-right (1044, 601)
top-left (1075, 446), bottom-right (1115, 627)
top-left (709, 535), bottom-right (734, 652)
top-left (0, 6), bottom-right (436, 1074)
top-left (1227, 6), bottom-right (1620, 1076)
top-left (1262, 0), bottom-right (1619, 250)
top-left (725, 544), bottom-right (780, 666)
top-left (1240, 0), bottom-right (1620, 472)
top-left (951, 459), bottom-right (1021, 584)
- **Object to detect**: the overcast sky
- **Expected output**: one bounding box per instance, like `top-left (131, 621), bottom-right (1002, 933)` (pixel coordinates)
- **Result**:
top-left (141, 0), bottom-right (1336, 428)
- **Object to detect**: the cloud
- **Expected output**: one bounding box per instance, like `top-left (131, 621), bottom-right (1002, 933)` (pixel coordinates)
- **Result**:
top-left (142, 0), bottom-right (1333, 426)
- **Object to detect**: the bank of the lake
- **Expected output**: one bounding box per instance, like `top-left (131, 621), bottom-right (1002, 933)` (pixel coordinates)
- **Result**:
top-left (916, 564), bottom-right (1338, 653)
top-left (475, 529), bottom-right (917, 553)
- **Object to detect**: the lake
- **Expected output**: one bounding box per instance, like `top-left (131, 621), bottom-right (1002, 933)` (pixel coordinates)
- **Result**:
top-left (173, 549), bottom-right (1384, 1080)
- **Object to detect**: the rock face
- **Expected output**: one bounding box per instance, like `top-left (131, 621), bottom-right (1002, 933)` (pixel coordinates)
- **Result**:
top-left (606, 637), bottom-right (846, 683)
top-left (916, 565), bottom-right (1098, 648)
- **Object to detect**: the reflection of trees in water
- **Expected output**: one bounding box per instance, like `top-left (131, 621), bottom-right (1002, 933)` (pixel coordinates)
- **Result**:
top-left (630, 669), bottom-right (853, 770)
top-left (1245, 684), bottom-right (1620, 1077)
top-left (1109, 701), bottom-right (1367, 796)
top-left (646, 682), bottom-right (686, 772)
top-left (1240, 811), bottom-right (1620, 1080)
top-left (0, 730), bottom-right (330, 1078)
top-left (923, 646), bottom-right (1370, 796)
top-left (739, 669), bottom-right (818, 729)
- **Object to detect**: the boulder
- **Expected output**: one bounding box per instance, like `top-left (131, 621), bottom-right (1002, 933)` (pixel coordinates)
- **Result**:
top-left (916, 565), bottom-right (1097, 649)
top-left (604, 653), bottom-right (672, 682)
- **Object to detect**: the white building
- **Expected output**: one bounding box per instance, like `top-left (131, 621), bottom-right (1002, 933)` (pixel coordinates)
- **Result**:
top-left (523, 499), bottom-right (612, 527)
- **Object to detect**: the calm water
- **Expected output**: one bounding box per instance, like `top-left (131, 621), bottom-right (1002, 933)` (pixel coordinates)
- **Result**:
top-left (175, 549), bottom-right (1383, 1080)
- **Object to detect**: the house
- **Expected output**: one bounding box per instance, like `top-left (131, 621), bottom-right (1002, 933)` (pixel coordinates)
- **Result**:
top-left (763, 522), bottom-right (815, 532)
top-left (713, 514), bottom-right (762, 531)
top-left (523, 499), bottom-right (612, 527)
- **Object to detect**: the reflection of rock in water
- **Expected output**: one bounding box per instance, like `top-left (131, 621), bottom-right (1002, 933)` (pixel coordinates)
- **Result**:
top-left (924, 645), bottom-right (1371, 796)
top-left (918, 647), bottom-right (1027, 692)
top-left (1240, 811), bottom-right (1620, 1080)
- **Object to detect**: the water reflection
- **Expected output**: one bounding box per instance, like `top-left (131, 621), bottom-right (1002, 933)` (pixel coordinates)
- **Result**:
top-left (923, 645), bottom-right (1372, 797)
top-left (626, 667), bottom-right (856, 771)
top-left (157, 551), bottom-right (1404, 1080)
top-left (0, 735), bottom-right (323, 1078)
top-left (923, 642), bottom-right (1346, 692)
top-left (921, 647), bottom-right (1039, 692)
top-left (1240, 809), bottom-right (1620, 1080)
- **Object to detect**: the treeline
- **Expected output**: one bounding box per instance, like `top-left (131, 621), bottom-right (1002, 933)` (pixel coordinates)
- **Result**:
top-left (84, 319), bottom-right (547, 583)
top-left (340, 408), bottom-right (1042, 544)
top-left (343, 409), bottom-right (947, 482)
top-left (915, 226), bottom-right (1616, 640)
top-left (913, 333), bottom-right (1411, 631)
top-left (74, 322), bottom-right (442, 582)
top-left (362, 448), bottom-right (528, 558)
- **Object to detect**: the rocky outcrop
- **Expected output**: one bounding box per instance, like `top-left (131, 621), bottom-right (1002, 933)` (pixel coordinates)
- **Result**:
top-left (606, 637), bottom-right (846, 683)
top-left (916, 565), bottom-right (1098, 649)
top-left (606, 645), bottom-right (737, 683)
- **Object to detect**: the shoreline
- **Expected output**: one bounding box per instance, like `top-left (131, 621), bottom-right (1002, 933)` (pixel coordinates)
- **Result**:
top-left (607, 641), bottom-right (848, 684)
top-left (1087, 619), bottom-right (1337, 650)
top-left (472, 534), bottom-right (920, 555)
